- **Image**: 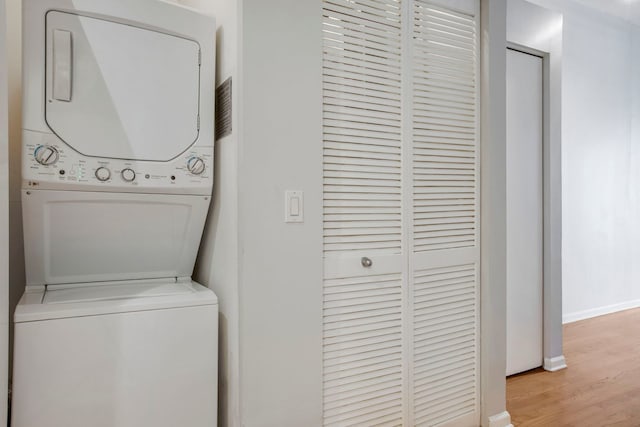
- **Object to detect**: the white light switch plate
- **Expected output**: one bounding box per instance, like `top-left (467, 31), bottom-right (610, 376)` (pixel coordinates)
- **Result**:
top-left (285, 190), bottom-right (304, 223)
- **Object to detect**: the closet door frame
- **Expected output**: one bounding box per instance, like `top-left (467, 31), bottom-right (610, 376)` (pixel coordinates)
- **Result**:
top-left (506, 0), bottom-right (565, 372)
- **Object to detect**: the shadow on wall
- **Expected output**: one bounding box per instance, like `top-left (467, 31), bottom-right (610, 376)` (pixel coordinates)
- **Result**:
top-left (7, 0), bottom-right (25, 385)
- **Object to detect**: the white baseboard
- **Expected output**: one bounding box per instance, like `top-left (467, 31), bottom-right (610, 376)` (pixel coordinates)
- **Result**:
top-left (544, 355), bottom-right (567, 372)
top-left (488, 411), bottom-right (513, 427)
top-left (563, 299), bottom-right (640, 324)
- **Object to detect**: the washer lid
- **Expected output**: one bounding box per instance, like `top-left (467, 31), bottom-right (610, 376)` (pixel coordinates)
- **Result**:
top-left (45, 11), bottom-right (201, 161)
top-left (22, 190), bottom-right (210, 287)
top-left (43, 280), bottom-right (197, 304)
top-left (15, 280), bottom-right (218, 323)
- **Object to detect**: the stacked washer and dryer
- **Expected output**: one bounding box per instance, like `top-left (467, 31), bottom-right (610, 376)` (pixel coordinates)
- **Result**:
top-left (11, 1), bottom-right (219, 426)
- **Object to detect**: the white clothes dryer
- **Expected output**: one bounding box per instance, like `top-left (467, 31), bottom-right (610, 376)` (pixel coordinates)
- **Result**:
top-left (12, 1), bottom-right (219, 426)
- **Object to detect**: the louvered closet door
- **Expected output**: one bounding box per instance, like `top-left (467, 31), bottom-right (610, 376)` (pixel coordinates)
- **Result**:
top-left (323, 1), bottom-right (405, 425)
top-left (410, 1), bottom-right (480, 426)
top-left (322, 0), bottom-right (479, 426)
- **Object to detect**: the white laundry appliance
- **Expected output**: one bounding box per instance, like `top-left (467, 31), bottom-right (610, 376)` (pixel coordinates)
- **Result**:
top-left (11, 1), bottom-right (218, 426)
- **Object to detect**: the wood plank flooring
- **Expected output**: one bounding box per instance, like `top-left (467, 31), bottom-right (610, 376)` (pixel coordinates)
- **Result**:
top-left (507, 308), bottom-right (640, 426)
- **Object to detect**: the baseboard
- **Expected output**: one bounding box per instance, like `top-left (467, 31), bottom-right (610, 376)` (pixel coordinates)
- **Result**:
top-left (544, 355), bottom-right (567, 372)
top-left (488, 411), bottom-right (513, 427)
top-left (563, 299), bottom-right (640, 324)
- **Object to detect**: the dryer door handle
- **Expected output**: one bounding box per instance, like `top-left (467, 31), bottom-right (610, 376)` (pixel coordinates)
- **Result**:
top-left (52, 29), bottom-right (73, 102)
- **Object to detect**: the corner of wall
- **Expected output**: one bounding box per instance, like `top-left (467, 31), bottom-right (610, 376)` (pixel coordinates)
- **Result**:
top-left (480, 0), bottom-right (509, 423)
top-left (179, 1), bottom-right (241, 426)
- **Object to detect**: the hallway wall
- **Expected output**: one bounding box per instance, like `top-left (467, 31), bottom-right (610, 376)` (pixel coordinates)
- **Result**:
top-left (527, 0), bottom-right (640, 323)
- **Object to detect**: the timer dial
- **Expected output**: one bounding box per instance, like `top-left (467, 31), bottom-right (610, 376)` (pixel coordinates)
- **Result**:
top-left (34, 145), bottom-right (59, 166)
top-left (95, 167), bottom-right (111, 182)
top-left (121, 168), bottom-right (136, 182)
top-left (187, 157), bottom-right (205, 175)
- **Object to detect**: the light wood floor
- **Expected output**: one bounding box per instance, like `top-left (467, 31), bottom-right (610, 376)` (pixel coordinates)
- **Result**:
top-left (507, 308), bottom-right (640, 426)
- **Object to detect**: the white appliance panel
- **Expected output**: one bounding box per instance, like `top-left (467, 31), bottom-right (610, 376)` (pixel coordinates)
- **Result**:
top-left (22, 129), bottom-right (213, 195)
top-left (45, 11), bottom-right (201, 162)
top-left (12, 299), bottom-right (218, 427)
top-left (22, 190), bottom-right (210, 286)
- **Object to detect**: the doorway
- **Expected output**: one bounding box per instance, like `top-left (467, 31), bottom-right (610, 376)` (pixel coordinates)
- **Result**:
top-left (506, 48), bottom-right (544, 376)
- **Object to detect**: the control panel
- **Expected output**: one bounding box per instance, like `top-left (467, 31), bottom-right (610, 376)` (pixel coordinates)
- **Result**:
top-left (23, 130), bottom-right (213, 195)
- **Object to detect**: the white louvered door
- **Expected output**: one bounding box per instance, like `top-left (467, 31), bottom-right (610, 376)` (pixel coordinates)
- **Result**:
top-left (410, 2), bottom-right (480, 426)
top-left (322, 1), bottom-right (479, 426)
top-left (323, 1), bottom-right (405, 425)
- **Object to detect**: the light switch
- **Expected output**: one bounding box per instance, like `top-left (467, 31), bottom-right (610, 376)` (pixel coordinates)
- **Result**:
top-left (285, 190), bottom-right (304, 223)
top-left (291, 196), bottom-right (300, 216)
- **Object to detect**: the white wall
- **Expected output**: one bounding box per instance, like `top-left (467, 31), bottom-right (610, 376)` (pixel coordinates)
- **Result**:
top-left (239, 0), bottom-right (323, 425)
top-left (526, 0), bottom-right (640, 323)
top-left (0, 0), bottom-right (10, 421)
top-left (190, 1), bottom-right (324, 425)
top-left (189, 1), bottom-right (325, 425)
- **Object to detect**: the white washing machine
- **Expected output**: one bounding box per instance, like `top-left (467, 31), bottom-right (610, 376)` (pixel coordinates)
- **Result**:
top-left (12, 1), bottom-right (218, 426)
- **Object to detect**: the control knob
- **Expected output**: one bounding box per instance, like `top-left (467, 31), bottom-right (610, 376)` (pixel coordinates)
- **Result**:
top-left (34, 145), bottom-right (59, 166)
top-left (187, 157), bottom-right (205, 175)
top-left (121, 168), bottom-right (136, 182)
top-left (95, 167), bottom-right (111, 182)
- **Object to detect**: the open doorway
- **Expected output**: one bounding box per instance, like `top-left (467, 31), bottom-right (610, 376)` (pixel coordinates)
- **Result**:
top-left (505, 0), bottom-right (565, 381)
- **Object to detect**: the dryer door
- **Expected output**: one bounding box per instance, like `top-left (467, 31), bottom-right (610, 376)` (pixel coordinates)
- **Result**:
top-left (45, 11), bottom-right (201, 161)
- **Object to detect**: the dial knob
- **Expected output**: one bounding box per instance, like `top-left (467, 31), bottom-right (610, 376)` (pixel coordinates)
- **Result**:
top-left (187, 157), bottom-right (205, 175)
top-left (34, 145), bottom-right (59, 166)
top-left (121, 168), bottom-right (136, 182)
top-left (95, 167), bottom-right (111, 182)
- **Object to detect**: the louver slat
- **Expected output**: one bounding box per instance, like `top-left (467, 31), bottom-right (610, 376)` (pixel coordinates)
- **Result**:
top-left (323, 0), bottom-right (403, 258)
top-left (413, 1), bottom-right (478, 253)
